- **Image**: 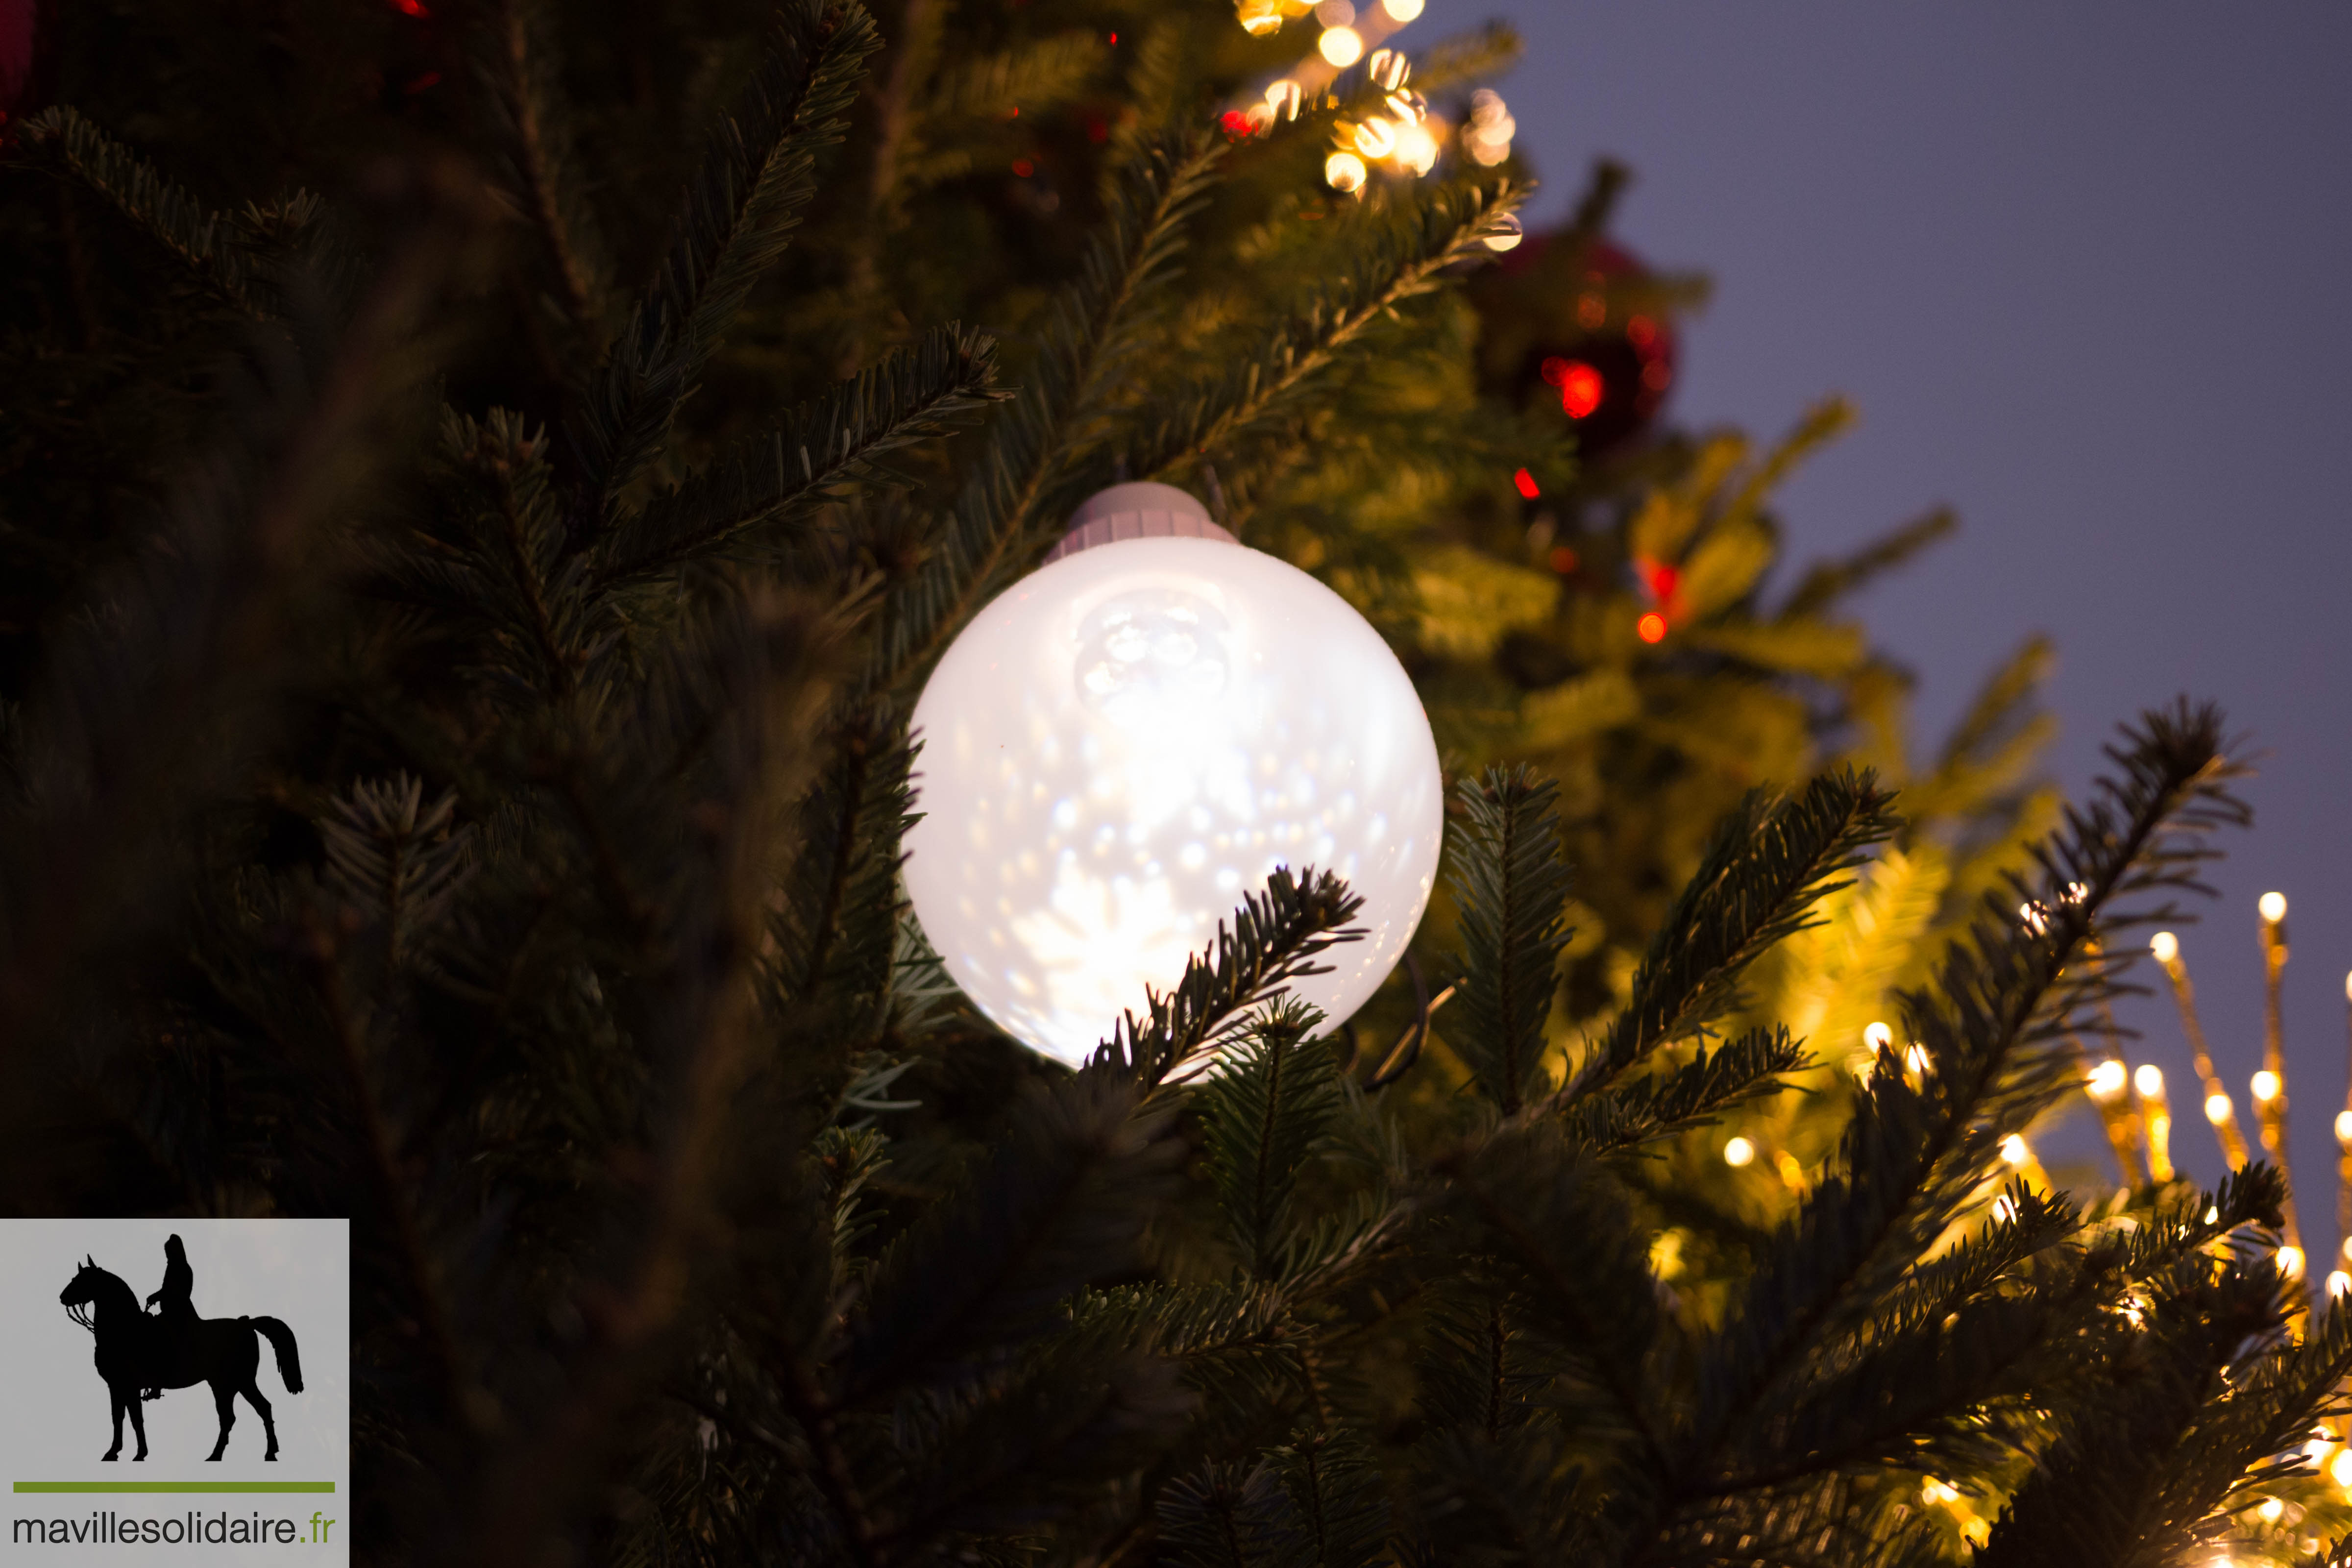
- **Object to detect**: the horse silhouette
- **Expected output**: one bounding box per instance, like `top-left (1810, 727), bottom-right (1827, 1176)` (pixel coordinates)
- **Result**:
top-left (59, 1254), bottom-right (303, 1462)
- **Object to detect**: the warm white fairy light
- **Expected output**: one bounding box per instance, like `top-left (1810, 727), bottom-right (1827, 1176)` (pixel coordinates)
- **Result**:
top-left (2151, 930), bottom-right (2180, 964)
top-left (1380, 0), bottom-right (1424, 17)
top-left (2280, 1245), bottom-right (2306, 1280)
top-left (2087, 1059), bottom-right (2128, 1102)
top-left (1324, 150), bottom-right (1367, 191)
top-left (1391, 121), bottom-right (1439, 174)
top-left (1905, 1043), bottom-right (1933, 1077)
top-left (2001, 1134), bottom-right (2031, 1167)
top-left (2205, 1205), bottom-right (2221, 1224)
top-left (1723, 1136), bottom-right (1756, 1168)
top-left (2253, 1069), bottom-right (2282, 1103)
top-left (1921, 1479), bottom-right (1959, 1504)
top-left (1863, 1021), bottom-right (1893, 1053)
top-left (2330, 1270), bottom-right (2352, 1298)
top-left (1318, 25), bottom-right (1365, 65)
top-left (1482, 212), bottom-right (1524, 251)
top-left (1991, 1194), bottom-right (2019, 1223)
top-left (2206, 1093), bottom-right (2233, 1125)
top-left (2135, 1064), bottom-right (2164, 1098)
top-left (2260, 890), bottom-right (2288, 924)
top-left (1462, 88), bottom-right (1515, 165)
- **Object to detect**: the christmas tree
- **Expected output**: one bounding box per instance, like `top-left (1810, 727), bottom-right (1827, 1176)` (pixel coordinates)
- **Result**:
top-left (4, 1), bottom-right (2346, 1564)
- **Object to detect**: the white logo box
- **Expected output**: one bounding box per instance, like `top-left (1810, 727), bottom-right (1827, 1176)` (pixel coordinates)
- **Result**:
top-left (2, 1219), bottom-right (348, 1566)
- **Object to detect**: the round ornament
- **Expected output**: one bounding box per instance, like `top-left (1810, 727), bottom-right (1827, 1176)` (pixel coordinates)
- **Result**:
top-left (1470, 234), bottom-right (1679, 458)
top-left (904, 483), bottom-right (1444, 1067)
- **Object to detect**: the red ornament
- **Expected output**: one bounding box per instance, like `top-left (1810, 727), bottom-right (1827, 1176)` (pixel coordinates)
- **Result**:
top-left (1471, 233), bottom-right (1680, 458)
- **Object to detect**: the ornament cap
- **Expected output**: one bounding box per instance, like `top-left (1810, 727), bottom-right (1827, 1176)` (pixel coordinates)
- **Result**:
top-left (1042, 482), bottom-right (1236, 564)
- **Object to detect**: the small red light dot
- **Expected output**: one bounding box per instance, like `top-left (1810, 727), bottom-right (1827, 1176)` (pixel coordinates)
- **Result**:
top-left (387, 0), bottom-right (428, 15)
top-left (1108, 30), bottom-right (1118, 43)
top-left (1627, 315), bottom-right (1657, 348)
top-left (1560, 362), bottom-right (1604, 420)
top-left (1012, 159), bottom-right (1035, 177)
top-left (1637, 612), bottom-right (1668, 644)
top-left (1513, 467), bottom-right (1540, 499)
top-left (1008, 105), bottom-right (1020, 118)
top-left (1549, 545), bottom-right (1580, 575)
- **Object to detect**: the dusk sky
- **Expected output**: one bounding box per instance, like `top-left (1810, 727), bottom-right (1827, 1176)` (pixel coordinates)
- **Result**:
top-left (1476, 4), bottom-right (2352, 1234)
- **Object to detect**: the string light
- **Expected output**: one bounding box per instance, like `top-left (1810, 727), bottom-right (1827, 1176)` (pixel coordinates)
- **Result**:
top-left (2206, 1093), bottom-right (2233, 1125)
top-left (2086, 1059), bottom-right (2129, 1102)
top-left (1723, 1136), bottom-right (1756, 1168)
top-left (1864, 1022), bottom-right (1893, 1053)
top-left (1380, 0), bottom-right (1423, 17)
top-left (1318, 25), bottom-right (1364, 65)
top-left (1323, 150), bottom-right (1367, 192)
top-left (2334, 1448), bottom-right (2352, 1490)
top-left (1352, 118), bottom-right (1398, 158)
top-left (2151, 930), bottom-right (2179, 964)
top-left (2135, 1064), bottom-right (2164, 1098)
top-left (1483, 212), bottom-right (1525, 251)
top-left (1905, 1042), bottom-right (1933, 1077)
top-left (2279, 1245), bottom-right (2306, 1280)
top-left (1636, 612), bottom-right (1667, 644)
top-left (2260, 1497), bottom-right (2286, 1523)
top-left (2330, 1270), bottom-right (2352, 1298)
top-left (2253, 1070), bottom-right (2282, 1103)
top-left (1462, 88), bottom-right (1516, 165)
top-left (2001, 1134), bottom-right (2031, 1167)
top-left (2260, 890), bottom-right (2288, 924)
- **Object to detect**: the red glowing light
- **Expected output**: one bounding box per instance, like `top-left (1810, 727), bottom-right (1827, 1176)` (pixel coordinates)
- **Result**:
top-left (1633, 556), bottom-right (1680, 606)
top-left (1637, 612), bottom-right (1668, 644)
top-left (1627, 315), bottom-right (1657, 348)
top-left (1576, 294), bottom-right (1607, 329)
top-left (387, 0), bottom-right (429, 15)
top-left (1012, 159), bottom-right (1035, 177)
top-left (1219, 109), bottom-right (1251, 140)
top-left (1513, 467), bottom-right (1540, 499)
top-left (1549, 545), bottom-right (1580, 575)
top-left (1108, 30), bottom-right (1118, 43)
top-left (1558, 362), bottom-right (1604, 420)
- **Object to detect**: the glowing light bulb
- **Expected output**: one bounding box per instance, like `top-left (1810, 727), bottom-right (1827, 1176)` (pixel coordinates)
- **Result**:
top-left (1323, 150), bottom-right (1367, 192)
top-left (1352, 117), bottom-right (1397, 158)
top-left (2334, 1448), bottom-right (2352, 1489)
top-left (1905, 1043), bottom-right (1933, 1076)
top-left (1723, 1136), bottom-right (1756, 1168)
top-left (1264, 79), bottom-right (1303, 120)
top-left (1318, 25), bottom-right (1364, 66)
top-left (903, 484), bottom-right (1443, 1067)
top-left (1366, 49), bottom-right (1410, 91)
top-left (1635, 612), bottom-right (1667, 644)
top-left (2260, 1498), bottom-right (2286, 1523)
top-left (1380, 0), bottom-right (1424, 18)
top-left (2344, 1235), bottom-right (2352, 1261)
top-left (1991, 1194), bottom-right (2019, 1223)
top-left (1393, 122), bottom-right (1439, 175)
top-left (2330, 1271), bottom-right (2352, 1298)
top-left (2001, 1134), bottom-right (2031, 1167)
top-left (1238, 0), bottom-right (1283, 35)
top-left (2260, 890), bottom-right (2288, 923)
top-left (2205, 1206), bottom-right (2220, 1224)
top-left (2151, 931), bottom-right (2179, 964)
top-left (1863, 1021), bottom-right (1893, 1053)
top-left (1922, 1479), bottom-right (1959, 1504)
top-left (2337, 1110), bottom-right (2352, 1145)
top-left (2206, 1093), bottom-right (2232, 1125)
top-left (2087, 1059), bottom-right (2128, 1102)
top-left (2344, 968), bottom-right (2352, 1003)
top-left (1482, 212), bottom-right (1524, 251)
top-left (2280, 1245), bottom-right (2306, 1280)
top-left (2018, 900), bottom-right (2050, 935)
top-left (2253, 1069), bottom-right (2282, 1103)
top-left (2134, 1064), bottom-right (2164, 1098)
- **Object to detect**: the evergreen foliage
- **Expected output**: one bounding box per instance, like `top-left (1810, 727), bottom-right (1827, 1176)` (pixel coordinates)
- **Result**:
top-left (2, 2), bottom-right (2341, 1565)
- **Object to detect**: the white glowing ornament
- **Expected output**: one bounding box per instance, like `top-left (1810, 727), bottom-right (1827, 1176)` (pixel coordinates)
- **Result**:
top-left (903, 483), bottom-right (1445, 1067)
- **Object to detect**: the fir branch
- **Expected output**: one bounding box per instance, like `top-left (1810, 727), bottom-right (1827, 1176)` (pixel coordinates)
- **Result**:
top-left (1445, 765), bottom-right (1575, 1114)
top-left (592, 323), bottom-right (1002, 591)
top-left (843, 1071), bottom-right (1187, 1403)
top-left (1128, 179), bottom-right (1526, 484)
top-left (18, 105), bottom-right (318, 318)
top-left (1200, 999), bottom-right (1345, 1278)
top-left (568, 0), bottom-right (882, 542)
top-left (1559, 768), bottom-right (1900, 1106)
top-left (1567, 1026), bottom-right (1811, 1155)
top-left (1091, 866), bottom-right (1367, 1090)
top-left (1631, 704), bottom-right (2248, 1564)
top-left (473, 0), bottom-right (614, 349)
top-left (863, 133), bottom-right (1225, 695)
top-left (1779, 506), bottom-right (1956, 620)
top-left (0, 184), bottom-right (482, 1185)
top-left (317, 774), bottom-right (476, 972)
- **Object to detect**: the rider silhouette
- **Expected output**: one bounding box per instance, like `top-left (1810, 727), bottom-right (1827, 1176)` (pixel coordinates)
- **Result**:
top-left (141, 1234), bottom-right (196, 1401)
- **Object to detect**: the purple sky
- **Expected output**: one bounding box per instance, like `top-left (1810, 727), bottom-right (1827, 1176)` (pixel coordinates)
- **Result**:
top-left (1475, 2), bottom-right (2352, 1238)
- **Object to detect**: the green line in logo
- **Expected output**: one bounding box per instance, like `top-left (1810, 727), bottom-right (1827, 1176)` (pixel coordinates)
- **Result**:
top-left (12, 1482), bottom-right (337, 1494)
